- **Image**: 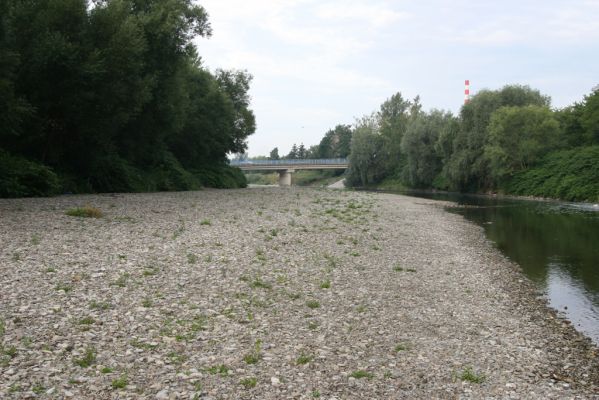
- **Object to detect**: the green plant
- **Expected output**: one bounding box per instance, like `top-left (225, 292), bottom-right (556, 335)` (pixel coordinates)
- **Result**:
top-left (395, 344), bottom-right (407, 352)
top-left (187, 253), bottom-right (198, 264)
top-left (243, 340), bottom-right (262, 364)
top-left (319, 280), bottom-right (331, 289)
top-left (114, 273), bottom-right (130, 287)
top-left (206, 364), bottom-right (230, 376)
top-left (66, 206), bottom-right (103, 218)
top-left (393, 264), bottom-right (403, 272)
top-left (306, 300), bottom-right (320, 309)
top-left (30, 234), bottom-right (41, 245)
top-left (89, 300), bottom-right (112, 310)
top-left (308, 321), bottom-right (319, 330)
top-left (111, 375), bottom-right (128, 389)
top-left (31, 384), bottom-right (46, 394)
top-left (459, 367), bottom-right (485, 383)
top-left (296, 354), bottom-right (313, 365)
top-left (78, 317), bottom-right (95, 325)
top-left (101, 367), bottom-right (113, 374)
top-left (240, 377), bottom-right (257, 388)
top-left (350, 370), bottom-right (374, 379)
top-left (142, 298), bottom-right (153, 308)
top-left (55, 283), bottom-right (73, 292)
top-left (143, 266), bottom-right (159, 277)
top-left (200, 219), bottom-right (212, 226)
top-left (250, 278), bottom-right (272, 290)
top-left (45, 266), bottom-right (57, 273)
top-left (74, 347), bottom-right (96, 368)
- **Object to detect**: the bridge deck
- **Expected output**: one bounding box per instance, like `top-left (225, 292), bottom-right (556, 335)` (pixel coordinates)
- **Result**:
top-left (231, 158), bottom-right (349, 171)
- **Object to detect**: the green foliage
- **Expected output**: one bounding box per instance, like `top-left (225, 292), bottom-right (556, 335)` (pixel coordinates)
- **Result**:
top-left (269, 147), bottom-right (280, 160)
top-left (74, 347), bottom-right (96, 368)
top-left (484, 105), bottom-right (561, 186)
top-left (580, 88), bottom-right (599, 144)
top-left (240, 377), bottom-right (257, 388)
top-left (401, 110), bottom-right (454, 187)
top-left (0, 150), bottom-right (60, 197)
top-left (444, 85), bottom-right (550, 191)
top-left (111, 375), bottom-right (128, 389)
top-left (350, 370), bottom-right (374, 379)
top-left (459, 367), bottom-right (485, 383)
top-left (317, 124), bottom-right (353, 158)
top-left (0, 0), bottom-right (254, 197)
top-left (507, 146), bottom-right (599, 202)
top-left (66, 206), bottom-right (103, 218)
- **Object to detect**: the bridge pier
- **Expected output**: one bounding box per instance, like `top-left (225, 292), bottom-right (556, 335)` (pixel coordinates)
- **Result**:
top-left (278, 169), bottom-right (294, 186)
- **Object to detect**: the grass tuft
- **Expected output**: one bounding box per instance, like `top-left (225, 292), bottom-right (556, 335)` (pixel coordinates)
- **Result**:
top-left (66, 206), bottom-right (102, 218)
top-left (240, 377), bottom-right (257, 388)
top-left (350, 370), bottom-right (374, 379)
top-left (459, 367), bottom-right (486, 383)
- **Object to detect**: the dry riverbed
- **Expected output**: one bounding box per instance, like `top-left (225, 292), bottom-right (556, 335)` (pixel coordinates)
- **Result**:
top-left (1, 187), bottom-right (598, 399)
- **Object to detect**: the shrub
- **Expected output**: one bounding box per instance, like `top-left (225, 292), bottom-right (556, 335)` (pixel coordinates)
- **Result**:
top-left (0, 150), bottom-right (60, 198)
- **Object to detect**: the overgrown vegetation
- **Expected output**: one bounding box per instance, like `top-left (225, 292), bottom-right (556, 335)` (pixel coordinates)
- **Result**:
top-left (0, 0), bottom-right (254, 197)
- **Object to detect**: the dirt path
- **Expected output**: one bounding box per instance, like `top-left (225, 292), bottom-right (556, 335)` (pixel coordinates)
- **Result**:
top-left (1, 188), bottom-right (597, 399)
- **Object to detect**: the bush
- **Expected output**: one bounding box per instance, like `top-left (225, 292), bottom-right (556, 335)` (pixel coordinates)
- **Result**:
top-left (507, 146), bottom-right (599, 202)
top-left (194, 165), bottom-right (247, 188)
top-left (0, 150), bottom-right (60, 198)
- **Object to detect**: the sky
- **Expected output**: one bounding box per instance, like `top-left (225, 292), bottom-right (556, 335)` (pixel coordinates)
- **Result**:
top-left (194, 0), bottom-right (599, 157)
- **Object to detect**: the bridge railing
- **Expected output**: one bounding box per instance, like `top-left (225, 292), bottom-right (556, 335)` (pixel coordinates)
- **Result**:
top-left (230, 158), bottom-right (348, 166)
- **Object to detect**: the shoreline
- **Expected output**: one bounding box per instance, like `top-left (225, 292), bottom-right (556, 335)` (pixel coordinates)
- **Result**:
top-left (1, 187), bottom-right (597, 398)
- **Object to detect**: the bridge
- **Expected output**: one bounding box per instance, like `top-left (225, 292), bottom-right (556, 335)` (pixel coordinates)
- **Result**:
top-left (230, 158), bottom-right (349, 186)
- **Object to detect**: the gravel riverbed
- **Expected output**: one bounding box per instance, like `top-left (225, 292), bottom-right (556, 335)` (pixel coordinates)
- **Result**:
top-left (1, 187), bottom-right (598, 399)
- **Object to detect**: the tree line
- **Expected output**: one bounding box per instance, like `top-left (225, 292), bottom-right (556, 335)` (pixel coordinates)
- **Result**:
top-left (0, 0), bottom-right (255, 197)
top-left (309, 85), bottom-right (599, 201)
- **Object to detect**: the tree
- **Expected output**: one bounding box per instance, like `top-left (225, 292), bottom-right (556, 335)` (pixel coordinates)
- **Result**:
top-left (317, 124), bottom-right (353, 158)
top-left (484, 105), bottom-right (561, 186)
top-left (580, 88), bottom-right (599, 144)
top-left (444, 85), bottom-right (550, 191)
top-left (269, 147), bottom-right (280, 160)
top-left (401, 110), bottom-right (453, 188)
top-left (298, 143), bottom-right (307, 159)
top-left (0, 0), bottom-right (255, 196)
top-left (287, 144), bottom-right (299, 159)
top-left (346, 115), bottom-right (383, 186)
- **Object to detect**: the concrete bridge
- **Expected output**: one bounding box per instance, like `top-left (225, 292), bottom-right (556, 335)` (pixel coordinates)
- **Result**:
top-left (230, 158), bottom-right (349, 186)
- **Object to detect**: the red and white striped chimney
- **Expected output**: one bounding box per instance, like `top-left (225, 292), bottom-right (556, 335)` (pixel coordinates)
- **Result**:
top-left (464, 79), bottom-right (470, 104)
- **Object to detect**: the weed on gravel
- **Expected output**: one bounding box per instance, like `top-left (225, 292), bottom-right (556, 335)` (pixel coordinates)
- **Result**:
top-left (306, 300), bottom-right (320, 309)
top-left (296, 354), bottom-right (313, 365)
top-left (74, 347), bottom-right (96, 368)
top-left (66, 206), bottom-right (103, 218)
top-left (350, 370), bottom-right (374, 379)
top-left (111, 375), bottom-right (128, 389)
top-left (459, 367), bottom-right (486, 383)
top-left (240, 377), bottom-right (257, 389)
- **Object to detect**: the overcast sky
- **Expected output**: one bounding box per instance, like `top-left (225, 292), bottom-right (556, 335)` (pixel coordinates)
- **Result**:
top-left (194, 0), bottom-right (599, 157)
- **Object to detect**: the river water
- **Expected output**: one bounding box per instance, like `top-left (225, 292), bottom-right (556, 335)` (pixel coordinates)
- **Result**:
top-left (398, 190), bottom-right (599, 345)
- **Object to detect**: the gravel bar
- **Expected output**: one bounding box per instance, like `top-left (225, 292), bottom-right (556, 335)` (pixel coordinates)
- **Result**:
top-left (1, 187), bottom-right (598, 399)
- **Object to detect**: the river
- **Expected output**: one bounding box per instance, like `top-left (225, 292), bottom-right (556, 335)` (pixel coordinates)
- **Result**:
top-left (395, 190), bottom-right (599, 345)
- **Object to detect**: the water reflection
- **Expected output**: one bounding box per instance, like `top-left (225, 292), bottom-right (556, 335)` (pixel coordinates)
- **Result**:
top-left (397, 190), bottom-right (599, 344)
top-left (547, 262), bottom-right (599, 342)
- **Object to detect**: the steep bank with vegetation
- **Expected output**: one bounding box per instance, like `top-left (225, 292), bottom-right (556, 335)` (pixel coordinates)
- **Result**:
top-left (0, 0), bottom-right (253, 197)
top-left (507, 146), bottom-right (599, 202)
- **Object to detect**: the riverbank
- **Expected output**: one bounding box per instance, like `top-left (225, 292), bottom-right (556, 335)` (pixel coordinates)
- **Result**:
top-left (1, 188), bottom-right (597, 398)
